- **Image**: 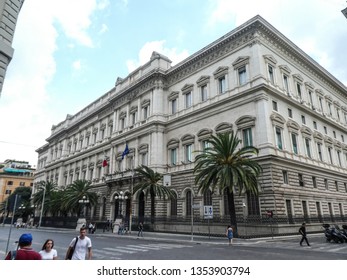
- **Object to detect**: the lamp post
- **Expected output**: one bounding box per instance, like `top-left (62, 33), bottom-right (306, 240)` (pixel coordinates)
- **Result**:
top-left (114, 191), bottom-right (128, 219)
top-left (38, 186), bottom-right (46, 228)
top-left (76, 195), bottom-right (89, 230)
top-left (1, 192), bottom-right (9, 227)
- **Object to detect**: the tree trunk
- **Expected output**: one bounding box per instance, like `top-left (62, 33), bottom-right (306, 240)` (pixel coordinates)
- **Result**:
top-left (150, 194), bottom-right (155, 224)
top-left (227, 189), bottom-right (238, 237)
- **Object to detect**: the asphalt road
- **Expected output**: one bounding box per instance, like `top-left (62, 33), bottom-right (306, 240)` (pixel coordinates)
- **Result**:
top-left (0, 226), bottom-right (346, 260)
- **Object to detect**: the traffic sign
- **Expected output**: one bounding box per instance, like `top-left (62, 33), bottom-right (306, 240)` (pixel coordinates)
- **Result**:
top-left (204, 205), bottom-right (213, 219)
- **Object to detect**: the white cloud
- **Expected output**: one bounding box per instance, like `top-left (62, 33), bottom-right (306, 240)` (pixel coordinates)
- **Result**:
top-left (72, 60), bottom-right (82, 71)
top-left (126, 40), bottom-right (190, 73)
top-left (0, 0), bottom-right (106, 165)
top-left (99, 23), bottom-right (108, 34)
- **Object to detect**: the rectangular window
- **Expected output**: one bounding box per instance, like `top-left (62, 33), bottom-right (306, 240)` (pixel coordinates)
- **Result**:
top-left (288, 108), bottom-right (293, 118)
top-left (296, 83), bottom-right (302, 99)
top-left (185, 92), bottom-right (192, 108)
top-left (341, 135), bottom-right (344, 143)
top-left (333, 131), bottom-right (336, 138)
top-left (170, 148), bottom-right (177, 165)
top-left (317, 143), bottom-right (323, 161)
top-left (345, 182), bottom-right (347, 192)
top-left (19, 182), bottom-right (25, 186)
top-left (308, 90), bottom-right (313, 106)
top-left (218, 76), bottom-right (226, 94)
top-left (301, 115), bottom-right (306, 124)
top-left (238, 66), bottom-right (247, 85)
top-left (328, 103), bottom-right (332, 115)
top-left (201, 85), bottom-right (207, 102)
top-left (335, 181), bottom-right (339, 191)
top-left (313, 121), bottom-right (317, 129)
top-left (201, 140), bottom-right (210, 151)
top-left (131, 111), bottom-right (137, 125)
top-left (312, 176), bottom-right (317, 188)
top-left (7, 181), bottom-right (13, 185)
top-left (143, 106), bottom-right (149, 119)
top-left (268, 65), bottom-right (274, 84)
top-left (141, 152), bottom-right (148, 166)
top-left (171, 99), bottom-right (177, 114)
top-left (324, 179), bottom-right (328, 190)
top-left (242, 128), bottom-right (253, 147)
top-left (185, 144), bottom-right (193, 162)
top-left (108, 126), bottom-right (113, 137)
top-left (272, 101), bottom-right (278, 111)
top-left (305, 138), bottom-right (311, 158)
top-left (298, 173), bottom-right (304, 187)
top-left (275, 127), bottom-right (283, 150)
top-left (120, 118), bottom-right (125, 130)
top-left (336, 108), bottom-right (340, 120)
top-left (328, 147), bottom-right (333, 164)
top-left (337, 151), bottom-right (342, 167)
top-left (282, 170), bottom-right (288, 184)
top-left (283, 74), bottom-right (289, 93)
top-left (324, 126), bottom-right (327, 134)
top-left (291, 133), bottom-right (298, 154)
top-left (319, 97), bottom-right (323, 111)
top-left (302, 201), bottom-right (309, 221)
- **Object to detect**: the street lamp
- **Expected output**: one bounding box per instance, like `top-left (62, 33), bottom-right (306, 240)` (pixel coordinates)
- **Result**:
top-left (76, 195), bottom-right (89, 231)
top-left (1, 190), bottom-right (9, 227)
top-left (114, 191), bottom-right (128, 219)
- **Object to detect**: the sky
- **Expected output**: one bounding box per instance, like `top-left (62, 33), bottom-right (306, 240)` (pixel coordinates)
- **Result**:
top-left (0, 0), bottom-right (346, 167)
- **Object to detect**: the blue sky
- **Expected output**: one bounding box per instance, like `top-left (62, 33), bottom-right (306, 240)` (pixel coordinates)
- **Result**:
top-left (0, 0), bottom-right (347, 167)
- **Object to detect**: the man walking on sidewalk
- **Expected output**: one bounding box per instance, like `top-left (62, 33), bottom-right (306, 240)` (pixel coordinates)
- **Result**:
top-left (299, 222), bottom-right (310, 246)
top-left (66, 227), bottom-right (92, 260)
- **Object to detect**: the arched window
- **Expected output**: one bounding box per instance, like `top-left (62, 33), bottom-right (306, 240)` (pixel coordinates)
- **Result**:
top-left (203, 189), bottom-right (212, 206)
top-left (186, 190), bottom-right (192, 216)
top-left (170, 193), bottom-right (177, 217)
top-left (246, 192), bottom-right (260, 216)
top-left (138, 192), bottom-right (145, 219)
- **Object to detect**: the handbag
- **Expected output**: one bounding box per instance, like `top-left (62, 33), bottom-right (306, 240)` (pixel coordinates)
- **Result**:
top-left (65, 237), bottom-right (78, 260)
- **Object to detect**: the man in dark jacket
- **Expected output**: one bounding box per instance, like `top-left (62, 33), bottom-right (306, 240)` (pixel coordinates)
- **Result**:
top-left (5, 233), bottom-right (41, 260)
top-left (299, 222), bottom-right (310, 246)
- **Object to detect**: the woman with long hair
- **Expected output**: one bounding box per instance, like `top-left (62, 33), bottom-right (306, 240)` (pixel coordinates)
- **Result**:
top-left (39, 239), bottom-right (58, 260)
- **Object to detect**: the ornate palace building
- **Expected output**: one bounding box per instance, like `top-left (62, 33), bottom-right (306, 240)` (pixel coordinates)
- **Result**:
top-left (34, 16), bottom-right (347, 236)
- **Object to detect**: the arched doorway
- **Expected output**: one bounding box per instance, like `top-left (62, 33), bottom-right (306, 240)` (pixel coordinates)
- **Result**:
top-left (114, 199), bottom-right (120, 219)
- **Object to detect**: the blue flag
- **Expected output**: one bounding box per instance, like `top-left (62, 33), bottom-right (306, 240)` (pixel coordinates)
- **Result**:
top-left (121, 144), bottom-right (129, 160)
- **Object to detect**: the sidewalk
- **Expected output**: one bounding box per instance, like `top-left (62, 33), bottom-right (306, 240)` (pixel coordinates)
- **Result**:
top-left (24, 225), bottom-right (311, 245)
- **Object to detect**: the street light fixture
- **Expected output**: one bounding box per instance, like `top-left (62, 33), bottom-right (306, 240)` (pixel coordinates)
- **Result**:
top-left (114, 191), bottom-right (128, 219)
top-left (78, 195), bottom-right (90, 218)
top-left (75, 195), bottom-right (89, 230)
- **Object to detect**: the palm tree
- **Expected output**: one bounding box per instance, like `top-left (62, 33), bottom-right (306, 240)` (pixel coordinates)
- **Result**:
top-left (32, 181), bottom-right (57, 216)
top-left (62, 179), bottom-right (98, 216)
top-left (133, 165), bottom-right (174, 224)
top-left (194, 132), bottom-right (262, 236)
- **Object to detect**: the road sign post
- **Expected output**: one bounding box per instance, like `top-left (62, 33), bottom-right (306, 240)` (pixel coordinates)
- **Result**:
top-left (204, 206), bottom-right (213, 239)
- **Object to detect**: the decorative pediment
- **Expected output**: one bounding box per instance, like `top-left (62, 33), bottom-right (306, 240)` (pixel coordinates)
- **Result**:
top-left (270, 113), bottom-right (286, 127)
top-left (304, 81), bottom-right (314, 90)
top-left (315, 88), bottom-right (324, 97)
top-left (235, 115), bottom-right (256, 129)
top-left (130, 106), bottom-right (138, 113)
top-left (215, 122), bottom-right (233, 134)
top-left (313, 131), bottom-right (324, 141)
top-left (232, 56), bottom-right (250, 69)
top-left (286, 119), bottom-right (300, 131)
top-left (213, 66), bottom-right (229, 78)
top-left (167, 138), bottom-right (179, 148)
top-left (197, 128), bottom-right (213, 140)
top-left (89, 162), bottom-right (95, 168)
top-left (325, 95), bottom-right (333, 102)
top-left (300, 126), bottom-right (313, 137)
top-left (181, 83), bottom-right (194, 93)
top-left (334, 141), bottom-right (342, 149)
top-left (100, 123), bottom-right (106, 130)
top-left (138, 144), bottom-right (149, 153)
top-left (108, 119), bottom-right (113, 126)
top-left (324, 136), bottom-right (334, 145)
top-left (278, 65), bottom-right (291, 74)
top-left (86, 130), bottom-right (91, 137)
top-left (263, 54), bottom-right (277, 65)
top-left (119, 111), bottom-right (127, 118)
top-left (292, 74), bottom-right (304, 82)
top-left (79, 134), bottom-right (84, 140)
top-left (167, 92), bottom-right (178, 103)
top-left (141, 99), bottom-right (150, 107)
top-left (196, 75), bottom-right (210, 86)
top-left (333, 100), bottom-right (341, 108)
top-left (181, 134), bottom-right (195, 144)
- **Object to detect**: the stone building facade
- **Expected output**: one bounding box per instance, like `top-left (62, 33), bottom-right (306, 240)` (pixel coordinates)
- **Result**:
top-left (34, 16), bottom-right (347, 236)
top-left (0, 0), bottom-right (24, 96)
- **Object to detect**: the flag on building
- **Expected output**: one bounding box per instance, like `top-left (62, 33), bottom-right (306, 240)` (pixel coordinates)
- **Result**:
top-left (102, 159), bottom-right (108, 167)
top-left (121, 144), bottom-right (129, 160)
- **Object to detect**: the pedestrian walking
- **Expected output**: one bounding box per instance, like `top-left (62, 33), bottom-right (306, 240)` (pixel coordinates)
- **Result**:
top-left (226, 225), bottom-right (233, 246)
top-left (299, 222), bottom-right (310, 246)
top-left (5, 233), bottom-right (41, 260)
top-left (39, 239), bottom-right (58, 260)
top-left (65, 227), bottom-right (92, 260)
top-left (138, 222), bottom-right (143, 237)
top-left (88, 222), bottom-right (94, 234)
